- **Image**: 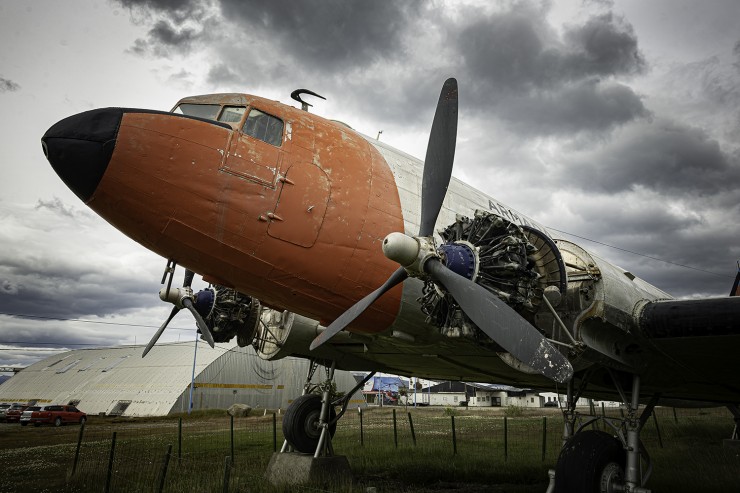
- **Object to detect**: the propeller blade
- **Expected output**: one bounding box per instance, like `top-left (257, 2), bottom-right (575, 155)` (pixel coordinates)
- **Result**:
top-left (419, 78), bottom-right (458, 237)
top-left (310, 267), bottom-right (408, 351)
top-left (425, 259), bottom-right (573, 383)
top-left (182, 297), bottom-right (215, 348)
top-left (142, 306), bottom-right (180, 358)
top-left (183, 269), bottom-right (195, 288)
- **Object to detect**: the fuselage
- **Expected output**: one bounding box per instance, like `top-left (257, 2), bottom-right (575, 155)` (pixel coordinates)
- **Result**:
top-left (51, 92), bottom-right (740, 403)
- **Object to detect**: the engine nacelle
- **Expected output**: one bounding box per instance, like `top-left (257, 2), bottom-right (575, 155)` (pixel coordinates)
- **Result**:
top-left (420, 210), bottom-right (566, 340)
top-left (253, 309), bottom-right (360, 360)
top-left (193, 285), bottom-right (260, 346)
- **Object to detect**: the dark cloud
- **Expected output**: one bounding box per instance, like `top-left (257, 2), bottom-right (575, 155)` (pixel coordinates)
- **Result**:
top-left (561, 119), bottom-right (740, 196)
top-left (458, 9), bottom-right (644, 92)
top-left (35, 197), bottom-right (80, 218)
top-left (217, 0), bottom-right (424, 71)
top-left (0, 200), bottom-right (165, 320)
top-left (0, 77), bottom-right (20, 92)
top-left (455, 7), bottom-right (646, 135)
top-left (494, 79), bottom-right (649, 136)
top-left (562, 13), bottom-right (645, 78)
top-left (115, 0), bottom-right (647, 136)
top-left (117, 0), bottom-right (209, 24)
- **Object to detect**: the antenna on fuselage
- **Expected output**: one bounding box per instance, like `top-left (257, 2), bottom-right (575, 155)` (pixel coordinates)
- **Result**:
top-left (291, 89), bottom-right (326, 112)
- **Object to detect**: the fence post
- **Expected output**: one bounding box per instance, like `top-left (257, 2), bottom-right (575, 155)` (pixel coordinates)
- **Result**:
top-left (673, 407), bottom-right (678, 423)
top-left (393, 408), bottom-right (398, 448)
top-left (360, 408), bottom-right (364, 446)
top-left (178, 417), bottom-right (182, 465)
top-left (222, 456), bottom-right (231, 493)
top-left (157, 444), bottom-right (173, 493)
top-left (71, 418), bottom-right (85, 477)
top-left (408, 412), bottom-right (417, 446)
top-left (230, 414), bottom-right (235, 461)
top-left (451, 415), bottom-right (457, 455)
top-left (652, 411), bottom-right (664, 449)
top-left (104, 431), bottom-right (117, 493)
top-left (272, 412), bottom-right (277, 452)
top-left (541, 417), bottom-right (547, 461)
top-left (601, 402), bottom-right (606, 421)
top-left (504, 416), bottom-right (508, 461)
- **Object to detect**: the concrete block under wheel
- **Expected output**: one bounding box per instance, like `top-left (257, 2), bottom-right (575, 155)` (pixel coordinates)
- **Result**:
top-left (264, 452), bottom-right (352, 487)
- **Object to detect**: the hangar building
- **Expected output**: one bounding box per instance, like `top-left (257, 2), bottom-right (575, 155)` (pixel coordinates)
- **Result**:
top-left (0, 341), bottom-right (363, 416)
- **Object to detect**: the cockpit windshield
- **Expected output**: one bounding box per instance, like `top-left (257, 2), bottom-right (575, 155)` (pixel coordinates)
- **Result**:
top-left (174, 104), bottom-right (247, 124)
top-left (173, 102), bottom-right (283, 146)
top-left (174, 103), bottom-right (221, 120)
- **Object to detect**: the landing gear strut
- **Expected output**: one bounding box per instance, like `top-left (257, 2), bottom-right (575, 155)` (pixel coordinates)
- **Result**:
top-left (281, 359), bottom-right (374, 457)
top-left (552, 372), bottom-right (655, 493)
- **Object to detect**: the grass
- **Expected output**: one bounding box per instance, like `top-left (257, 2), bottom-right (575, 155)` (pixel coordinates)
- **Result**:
top-left (0, 406), bottom-right (738, 492)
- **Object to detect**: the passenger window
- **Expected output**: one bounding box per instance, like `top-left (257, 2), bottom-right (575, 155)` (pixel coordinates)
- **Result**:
top-left (218, 106), bottom-right (246, 124)
top-left (174, 103), bottom-right (221, 120)
top-left (243, 108), bottom-right (284, 147)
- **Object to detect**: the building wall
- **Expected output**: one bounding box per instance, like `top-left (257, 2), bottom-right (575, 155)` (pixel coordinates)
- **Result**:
top-left (469, 390), bottom-right (505, 407)
top-left (505, 393), bottom-right (543, 408)
top-left (178, 348), bottom-right (363, 413)
top-left (0, 342), bottom-right (363, 416)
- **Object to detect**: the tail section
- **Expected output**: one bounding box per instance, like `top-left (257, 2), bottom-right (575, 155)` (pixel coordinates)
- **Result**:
top-left (732, 262), bottom-right (740, 297)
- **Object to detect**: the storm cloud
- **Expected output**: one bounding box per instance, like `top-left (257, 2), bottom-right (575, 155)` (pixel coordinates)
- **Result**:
top-left (0, 77), bottom-right (20, 92)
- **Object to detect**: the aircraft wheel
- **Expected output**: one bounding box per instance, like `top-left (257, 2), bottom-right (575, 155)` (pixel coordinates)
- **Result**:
top-left (554, 430), bottom-right (625, 493)
top-left (282, 394), bottom-right (337, 454)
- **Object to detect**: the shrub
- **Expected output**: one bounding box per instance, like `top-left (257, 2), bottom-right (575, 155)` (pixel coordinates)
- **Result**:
top-left (504, 405), bottom-right (523, 417)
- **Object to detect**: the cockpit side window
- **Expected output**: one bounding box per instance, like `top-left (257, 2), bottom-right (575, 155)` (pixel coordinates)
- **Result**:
top-left (243, 108), bottom-right (284, 147)
top-left (218, 106), bottom-right (246, 124)
top-left (174, 103), bottom-right (221, 120)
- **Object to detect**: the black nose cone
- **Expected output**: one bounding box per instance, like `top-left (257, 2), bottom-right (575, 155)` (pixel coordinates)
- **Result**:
top-left (42, 108), bottom-right (124, 203)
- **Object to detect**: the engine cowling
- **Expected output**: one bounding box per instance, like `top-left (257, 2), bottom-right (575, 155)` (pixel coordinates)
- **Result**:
top-left (420, 210), bottom-right (566, 340)
top-left (193, 285), bottom-right (261, 346)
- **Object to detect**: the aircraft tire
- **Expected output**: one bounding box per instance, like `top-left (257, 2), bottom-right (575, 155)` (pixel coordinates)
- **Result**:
top-left (554, 430), bottom-right (624, 493)
top-left (282, 394), bottom-right (337, 454)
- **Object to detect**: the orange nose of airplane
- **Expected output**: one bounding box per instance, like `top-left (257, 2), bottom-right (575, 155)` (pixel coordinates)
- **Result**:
top-left (42, 107), bottom-right (123, 203)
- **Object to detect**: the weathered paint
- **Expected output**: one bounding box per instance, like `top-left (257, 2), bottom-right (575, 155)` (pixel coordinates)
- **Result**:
top-left (88, 94), bottom-right (405, 335)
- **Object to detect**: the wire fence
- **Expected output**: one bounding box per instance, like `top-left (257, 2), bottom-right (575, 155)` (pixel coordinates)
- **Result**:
top-left (51, 404), bottom-right (739, 492)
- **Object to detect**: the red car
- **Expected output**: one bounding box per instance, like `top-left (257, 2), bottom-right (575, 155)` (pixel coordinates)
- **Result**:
top-left (29, 405), bottom-right (87, 427)
top-left (4, 404), bottom-right (28, 423)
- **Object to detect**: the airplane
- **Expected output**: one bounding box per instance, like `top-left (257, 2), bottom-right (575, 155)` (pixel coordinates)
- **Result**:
top-left (41, 79), bottom-right (740, 493)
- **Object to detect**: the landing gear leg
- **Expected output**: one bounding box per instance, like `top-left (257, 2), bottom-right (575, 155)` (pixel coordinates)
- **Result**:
top-left (267, 360), bottom-right (374, 486)
top-left (281, 359), bottom-right (376, 455)
top-left (552, 372), bottom-right (656, 493)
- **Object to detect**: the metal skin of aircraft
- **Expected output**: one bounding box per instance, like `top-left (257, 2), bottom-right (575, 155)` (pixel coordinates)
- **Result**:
top-left (42, 79), bottom-right (740, 493)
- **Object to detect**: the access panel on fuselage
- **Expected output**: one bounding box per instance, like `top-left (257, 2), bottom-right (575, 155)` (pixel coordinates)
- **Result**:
top-left (221, 129), bottom-right (282, 187)
top-left (268, 162), bottom-right (330, 247)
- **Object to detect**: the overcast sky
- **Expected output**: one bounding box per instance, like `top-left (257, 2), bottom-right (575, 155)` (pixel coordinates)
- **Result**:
top-left (1, 0), bottom-right (739, 370)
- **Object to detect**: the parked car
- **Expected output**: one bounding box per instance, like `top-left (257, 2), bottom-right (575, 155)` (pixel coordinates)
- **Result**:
top-left (29, 405), bottom-right (86, 427)
top-left (4, 404), bottom-right (28, 423)
top-left (0, 403), bottom-right (11, 421)
top-left (19, 406), bottom-right (42, 426)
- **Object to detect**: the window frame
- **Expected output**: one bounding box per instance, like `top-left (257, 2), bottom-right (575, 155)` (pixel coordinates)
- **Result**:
top-left (242, 107), bottom-right (285, 148)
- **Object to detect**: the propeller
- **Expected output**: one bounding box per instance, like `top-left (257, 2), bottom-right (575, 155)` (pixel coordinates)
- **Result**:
top-left (310, 78), bottom-right (573, 383)
top-left (142, 268), bottom-right (215, 357)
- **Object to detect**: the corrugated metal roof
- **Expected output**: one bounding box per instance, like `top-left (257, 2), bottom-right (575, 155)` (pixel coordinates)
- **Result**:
top-left (0, 341), bottom-right (364, 416)
top-left (0, 341), bottom-right (228, 415)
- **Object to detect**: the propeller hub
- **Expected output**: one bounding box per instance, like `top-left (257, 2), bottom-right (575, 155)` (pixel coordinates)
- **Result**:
top-left (383, 233), bottom-right (438, 276)
top-left (158, 286), bottom-right (193, 308)
top-left (382, 232), bottom-right (419, 266)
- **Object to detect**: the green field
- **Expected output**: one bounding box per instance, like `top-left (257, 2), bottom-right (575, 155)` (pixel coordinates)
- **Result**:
top-left (1, 406), bottom-right (738, 492)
